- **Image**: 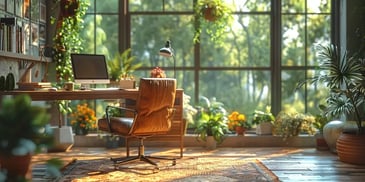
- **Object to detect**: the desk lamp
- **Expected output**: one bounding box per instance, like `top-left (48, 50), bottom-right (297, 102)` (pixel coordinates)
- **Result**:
top-left (159, 40), bottom-right (176, 78)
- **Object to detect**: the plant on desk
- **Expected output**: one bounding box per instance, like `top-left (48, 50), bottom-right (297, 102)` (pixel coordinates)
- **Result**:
top-left (108, 48), bottom-right (142, 88)
top-left (70, 103), bottom-right (97, 135)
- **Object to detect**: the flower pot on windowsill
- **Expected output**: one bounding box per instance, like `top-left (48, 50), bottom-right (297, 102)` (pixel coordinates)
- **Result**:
top-left (235, 126), bottom-right (246, 136)
top-left (206, 136), bottom-right (216, 150)
top-left (256, 122), bottom-right (273, 135)
top-left (314, 132), bottom-right (329, 151)
top-left (119, 79), bottom-right (136, 89)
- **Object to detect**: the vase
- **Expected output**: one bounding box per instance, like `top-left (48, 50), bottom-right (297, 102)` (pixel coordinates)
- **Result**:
top-left (235, 126), bottom-right (245, 136)
top-left (75, 127), bottom-right (89, 135)
top-left (323, 120), bottom-right (344, 153)
top-left (336, 132), bottom-right (365, 165)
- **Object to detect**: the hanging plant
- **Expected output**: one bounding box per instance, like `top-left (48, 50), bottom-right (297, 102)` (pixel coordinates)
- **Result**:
top-left (193, 0), bottom-right (233, 44)
top-left (50, 0), bottom-right (89, 115)
top-left (60, 0), bottom-right (80, 18)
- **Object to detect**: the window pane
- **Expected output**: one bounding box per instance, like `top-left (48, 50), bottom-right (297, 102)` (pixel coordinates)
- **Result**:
top-left (282, 15), bottom-right (305, 66)
top-left (281, 70), bottom-right (306, 112)
top-left (129, 0), bottom-right (192, 12)
top-left (307, 14), bottom-right (331, 66)
top-left (130, 14), bottom-right (195, 69)
top-left (80, 14), bottom-right (119, 58)
top-left (200, 14), bottom-right (270, 67)
top-left (200, 70), bottom-right (271, 114)
top-left (295, 70), bottom-right (329, 114)
top-left (96, 0), bottom-right (118, 13)
top-left (307, 0), bottom-right (331, 13)
top-left (229, 0), bottom-right (271, 12)
top-left (282, 0), bottom-right (305, 13)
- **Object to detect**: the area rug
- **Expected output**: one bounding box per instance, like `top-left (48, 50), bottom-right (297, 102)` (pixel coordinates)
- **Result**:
top-left (55, 156), bottom-right (279, 182)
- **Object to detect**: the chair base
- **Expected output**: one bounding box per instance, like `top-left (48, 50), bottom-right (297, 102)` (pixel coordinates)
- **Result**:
top-left (111, 155), bottom-right (176, 170)
top-left (111, 138), bottom-right (176, 171)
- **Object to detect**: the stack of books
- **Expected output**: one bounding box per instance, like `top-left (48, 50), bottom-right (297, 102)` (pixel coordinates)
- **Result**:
top-left (17, 82), bottom-right (52, 90)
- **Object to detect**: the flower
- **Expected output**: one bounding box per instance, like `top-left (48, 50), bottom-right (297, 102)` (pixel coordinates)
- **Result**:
top-left (227, 111), bottom-right (251, 130)
top-left (150, 67), bottom-right (166, 78)
top-left (70, 103), bottom-right (97, 131)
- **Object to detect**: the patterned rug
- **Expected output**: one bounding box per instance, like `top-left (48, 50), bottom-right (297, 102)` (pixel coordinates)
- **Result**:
top-left (53, 156), bottom-right (279, 182)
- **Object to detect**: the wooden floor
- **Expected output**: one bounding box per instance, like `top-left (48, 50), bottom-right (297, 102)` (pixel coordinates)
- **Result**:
top-left (32, 147), bottom-right (365, 182)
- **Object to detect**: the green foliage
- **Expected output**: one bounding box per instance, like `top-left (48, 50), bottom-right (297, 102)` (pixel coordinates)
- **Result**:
top-left (53, 0), bottom-right (89, 85)
top-left (194, 0), bottom-right (233, 44)
top-left (194, 96), bottom-right (229, 144)
top-left (273, 110), bottom-right (316, 140)
top-left (108, 48), bottom-right (143, 81)
top-left (312, 104), bottom-right (330, 133)
top-left (52, 0), bottom-right (89, 115)
top-left (297, 44), bottom-right (365, 134)
top-left (252, 106), bottom-right (275, 125)
top-left (0, 95), bottom-right (52, 155)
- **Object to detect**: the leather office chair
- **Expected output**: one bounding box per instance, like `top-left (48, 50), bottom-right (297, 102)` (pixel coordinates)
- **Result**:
top-left (98, 78), bottom-right (177, 170)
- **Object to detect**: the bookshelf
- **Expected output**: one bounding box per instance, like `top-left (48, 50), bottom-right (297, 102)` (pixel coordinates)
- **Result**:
top-left (0, 0), bottom-right (49, 84)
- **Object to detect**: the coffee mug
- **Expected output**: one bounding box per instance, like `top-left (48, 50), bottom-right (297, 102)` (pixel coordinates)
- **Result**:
top-left (64, 82), bottom-right (74, 91)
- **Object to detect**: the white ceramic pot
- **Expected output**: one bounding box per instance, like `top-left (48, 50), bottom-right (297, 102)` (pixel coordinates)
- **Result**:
top-left (256, 122), bottom-right (273, 135)
top-left (323, 120), bottom-right (344, 153)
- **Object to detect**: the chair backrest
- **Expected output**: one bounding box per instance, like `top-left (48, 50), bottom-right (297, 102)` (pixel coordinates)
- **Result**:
top-left (130, 78), bottom-right (176, 135)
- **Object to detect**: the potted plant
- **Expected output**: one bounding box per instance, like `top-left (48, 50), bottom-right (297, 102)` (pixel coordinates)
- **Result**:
top-left (194, 96), bottom-right (229, 149)
top-left (70, 103), bottom-right (97, 135)
top-left (252, 106), bottom-right (275, 135)
top-left (227, 111), bottom-right (251, 135)
top-left (108, 48), bottom-right (143, 88)
top-left (0, 94), bottom-right (54, 180)
top-left (193, 0), bottom-right (233, 44)
top-left (150, 67), bottom-right (166, 78)
top-left (273, 110), bottom-right (316, 141)
top-left (313, 105), bottom-right (330, 150)
top-left (298, 44), bottom-right (365, 164)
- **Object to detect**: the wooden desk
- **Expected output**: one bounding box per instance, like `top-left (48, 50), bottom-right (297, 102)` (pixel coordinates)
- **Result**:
top-left (0, 89), bottom-right (185, 157)
top-left (0, 89), bottom-right (139, 101)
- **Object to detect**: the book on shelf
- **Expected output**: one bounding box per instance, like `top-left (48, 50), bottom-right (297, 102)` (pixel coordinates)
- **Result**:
top-left (0, 17), bottom-right (23, 53)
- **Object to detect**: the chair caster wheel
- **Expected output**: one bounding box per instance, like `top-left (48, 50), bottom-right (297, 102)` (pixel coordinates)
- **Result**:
top-left (172, 160), bottom-right (176, 166)
top-left (153, 167), bottom-right (160, 173)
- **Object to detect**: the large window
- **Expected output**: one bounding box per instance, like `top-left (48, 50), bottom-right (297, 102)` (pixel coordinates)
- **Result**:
top-left (80, 0), bottom-right (333, 116)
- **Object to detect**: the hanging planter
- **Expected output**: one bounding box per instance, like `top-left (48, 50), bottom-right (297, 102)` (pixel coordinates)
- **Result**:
top-left (203, 7), bottom-right (217, 22)
top-left (60, 0), bottom-right (80, 18)
top-left (194, 0), bottom-right (233, 44)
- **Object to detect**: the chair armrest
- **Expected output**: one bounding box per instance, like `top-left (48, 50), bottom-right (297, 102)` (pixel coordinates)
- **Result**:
top-left (104, 105), bottom-right (137, 132)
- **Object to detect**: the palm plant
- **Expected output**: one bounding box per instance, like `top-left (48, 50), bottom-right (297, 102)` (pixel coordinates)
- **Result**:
top-left (298, 44), bottom-right (365, 134)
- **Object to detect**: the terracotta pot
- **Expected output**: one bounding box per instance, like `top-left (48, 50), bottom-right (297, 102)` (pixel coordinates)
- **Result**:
top-left (203, 7), bottom-right (217, 22)
top-left (235, 126), bottom-right (245, 136)
top-left (336, 132), bottom-right (365, 165)
top-left (314, 133), bottom-right (329, 151)
top-left (0, 153), bottom-right (32, 179)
